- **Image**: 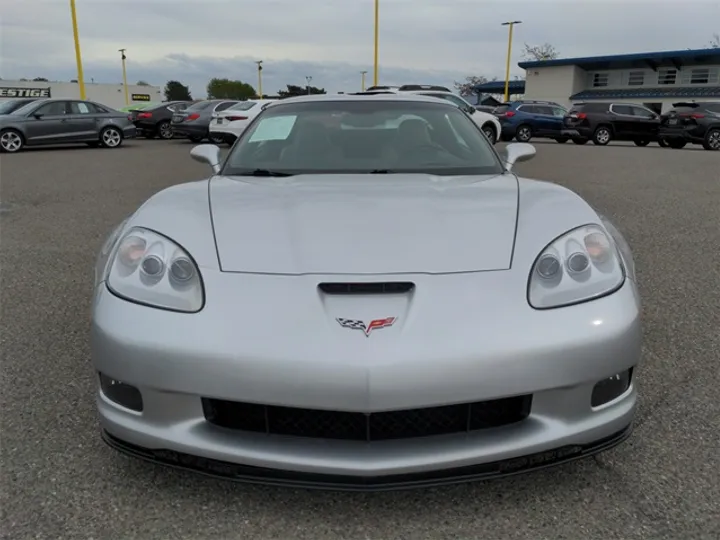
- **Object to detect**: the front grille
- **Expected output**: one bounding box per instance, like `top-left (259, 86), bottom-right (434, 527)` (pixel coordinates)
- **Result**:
top-left (318, 282), bottom-right (415, 295)
top-left (202, 396), bottom-right (532, 441)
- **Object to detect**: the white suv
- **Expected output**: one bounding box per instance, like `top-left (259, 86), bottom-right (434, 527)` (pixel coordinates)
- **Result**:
top-left (364, 85), bottom-right (502, 145)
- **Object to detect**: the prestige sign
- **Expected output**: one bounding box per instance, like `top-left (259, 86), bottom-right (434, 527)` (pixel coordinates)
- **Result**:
top-left (131, 93), bottom-right (151, 101)
top-left (0, 87), bottom-right (51, 98)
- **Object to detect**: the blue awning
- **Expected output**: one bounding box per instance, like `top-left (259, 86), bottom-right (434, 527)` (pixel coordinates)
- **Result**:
top-left (519, 48), bottom-right (720, 71)
top-left (570, 86), bottom-right (720, 100)
top-left (473, 80), bottom-right (525, 94)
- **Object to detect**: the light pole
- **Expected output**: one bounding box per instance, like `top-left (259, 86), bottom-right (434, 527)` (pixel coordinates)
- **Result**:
top-left (501, 20), bottom-right (522, 103)
top-left (361, 70), bottom-right (367, 91)
top-left (255, 60), bottom-right (263, 98)
top-left (69, 0), bottom-right (86, 100)
top-left (305, 76), bottom-right (313, 94)
top-left (373, 0), bottom-right (380, 86)
top-left (119, 48), bottom-right (129, 106)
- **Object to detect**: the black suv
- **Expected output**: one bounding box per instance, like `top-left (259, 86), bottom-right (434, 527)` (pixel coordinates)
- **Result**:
top-left (562, 102), bottom-right (661, 146)
top-left (658, 102), bottom-right (720, 151)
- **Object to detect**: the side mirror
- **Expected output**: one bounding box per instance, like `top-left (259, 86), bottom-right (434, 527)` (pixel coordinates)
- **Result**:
top-left (502, 142), bottom-right (536, 171)
top-left (190, 144), bottom-right (221, 174)
top-left (33, 113), bottom-right (44, 119)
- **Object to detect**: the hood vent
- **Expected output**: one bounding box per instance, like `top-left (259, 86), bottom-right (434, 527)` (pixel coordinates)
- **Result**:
top-left (318, 282), bottom-right (415, 295)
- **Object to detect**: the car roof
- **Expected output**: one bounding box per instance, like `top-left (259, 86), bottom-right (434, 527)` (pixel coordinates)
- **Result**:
top-left (274, 93), bottom-right (458, 106)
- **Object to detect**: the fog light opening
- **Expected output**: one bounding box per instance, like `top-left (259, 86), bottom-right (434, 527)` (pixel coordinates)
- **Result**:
top-left (591, 368), bottom-right (633, 408)
top-left (99, 372), bottom-right (143, 412)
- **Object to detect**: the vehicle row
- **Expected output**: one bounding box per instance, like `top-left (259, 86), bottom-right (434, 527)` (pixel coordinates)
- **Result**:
top-left (493, 99), bottom-right (720, 151)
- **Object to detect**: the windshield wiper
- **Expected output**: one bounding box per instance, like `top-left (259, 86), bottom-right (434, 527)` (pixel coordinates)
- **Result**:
top-left (237, 169), bottom-right (294, 177)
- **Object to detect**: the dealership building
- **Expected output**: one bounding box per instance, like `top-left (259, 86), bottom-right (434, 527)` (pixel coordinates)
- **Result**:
top-left (474, 47), bottom-right (720, 113)
top-left (0, 79), bottom-right (163, 109)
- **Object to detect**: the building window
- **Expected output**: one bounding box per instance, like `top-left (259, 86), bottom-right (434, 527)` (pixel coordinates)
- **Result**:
top-left (690, 68), bottom-right (710, 84)
top-left (592, 73), bottom-right (609, 87)
top-left (627, 71), bottom-right (645, 86)
top-left (657, 68), bottom-right (677, 85)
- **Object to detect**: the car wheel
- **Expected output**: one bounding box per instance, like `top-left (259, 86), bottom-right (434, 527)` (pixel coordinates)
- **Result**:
top-left (702, 128), bottom-right (720, 151)
top-left (634, 140), bottom-right (649, 147)
top-left (658, 138), bottom-right (668, 148)
top-left (572, 138), bottom-right (588, 145)
top-left (555, 137), bottom-right (569, 144)
top-left (668, 139), bottom-right (687, 149)
top-left (189, 135), bottom-right (204, 143)
top-left (0, 129), bottom-right (24, 153)
top-left (157, 121), bottom-right (173, 140)
top-left (209, 133), bottom-right (225, 145)
top-left (100, 127), bottom-right (123, 148)
top-left (592, 126), bottom-right (612, 146)
top-left (481, 124), bottom-right (497, 145)
top-left (515, 125), bottom-right (532, 142)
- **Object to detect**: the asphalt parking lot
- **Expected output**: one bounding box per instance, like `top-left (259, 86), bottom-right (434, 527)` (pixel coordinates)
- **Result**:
top-left (1, 138), bottom-right (719, 540)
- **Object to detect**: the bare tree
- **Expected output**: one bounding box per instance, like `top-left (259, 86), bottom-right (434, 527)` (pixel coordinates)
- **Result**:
top-left (454, 75), bottom-right (488, 96)
top-left (710, 33), bottom-right (720, 48)
top-left (522, 43), bottom-right (560, 61)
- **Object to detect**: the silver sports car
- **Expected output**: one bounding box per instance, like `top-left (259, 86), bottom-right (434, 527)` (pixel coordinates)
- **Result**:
top-left (91, 93), bottom-right (641, 491)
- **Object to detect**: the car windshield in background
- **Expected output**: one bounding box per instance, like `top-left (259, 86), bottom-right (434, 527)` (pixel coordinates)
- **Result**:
top-left (9, 101), bottom-right (42, 116)
top-left (187, 101), bottom-right (214, 111)
top-left (228, 102), bottom-right (258, 111)
top-left (493, 105), bottom-right (511, 114)
top-left (222, 99), bottom-right (504, 177)
top-left (0, 100), bottom-right (32, 114)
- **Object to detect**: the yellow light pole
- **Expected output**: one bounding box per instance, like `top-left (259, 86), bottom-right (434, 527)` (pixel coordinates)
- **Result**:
top-left (373, 0), bottom-right (379, 86)
top-left (69, 0), bottom-right (87, 100)
top-left (255, 60), bottom-right (263, 98)
top-left (501, 20), bottom-right (522, 103)
top-left (119, 49), bottom-right (129, 106)
top-left (361, 70), bottom-right (367, 91)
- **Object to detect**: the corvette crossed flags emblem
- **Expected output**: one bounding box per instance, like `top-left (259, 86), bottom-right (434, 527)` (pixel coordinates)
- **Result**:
top-left (336, 317), bottom-right (397, 337)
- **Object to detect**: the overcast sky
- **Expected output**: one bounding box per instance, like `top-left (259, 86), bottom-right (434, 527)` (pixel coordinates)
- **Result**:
top-left (2, 0), bottom-right (718, 97)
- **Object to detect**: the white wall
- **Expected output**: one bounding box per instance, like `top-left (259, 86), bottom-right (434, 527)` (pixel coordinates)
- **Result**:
top-left (0, 80), bottom-right (163, 109)
top-left (523, 65), bottom-right (586, 109)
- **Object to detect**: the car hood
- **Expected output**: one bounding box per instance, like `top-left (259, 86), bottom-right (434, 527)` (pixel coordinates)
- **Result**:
top-left (209, 173), bottom-right (519, 275)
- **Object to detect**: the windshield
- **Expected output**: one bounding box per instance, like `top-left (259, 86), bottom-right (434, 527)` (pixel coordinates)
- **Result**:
top-left (9, 101), bottom-right (44, 116)
top-left (221, 99), bottom-right (504, 176)
top-left (187, 101), bottom-right (214, 111)
top-left (228, 101), bottom-right (258, 111)
top-left (0, 99), bottom-right (33, 114)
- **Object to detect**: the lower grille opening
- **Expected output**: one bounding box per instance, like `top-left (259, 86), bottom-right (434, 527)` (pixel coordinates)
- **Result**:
top-left (318, 282), bottom-right (415, 295)
top-left (202, 395), bottom-right (532, 442)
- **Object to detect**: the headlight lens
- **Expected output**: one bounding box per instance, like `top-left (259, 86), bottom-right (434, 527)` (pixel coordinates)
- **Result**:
top-left (106, 227), bottom-right (204, 312)
top-left (528, 224), bottom-right (625, 309)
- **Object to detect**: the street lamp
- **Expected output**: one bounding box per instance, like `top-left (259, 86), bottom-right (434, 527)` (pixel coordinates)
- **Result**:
top-left (69, 0), bottom-right (86, 99)
top-left (373, 0), bottom-right (379, 86)
top-left (501, 20), bottom-right (522, 102)
top-left (119, 48), bottom-right (129, 106)
top-left (255, 60), bottom-right (263, 98)
top-left (305, 76), bottom-right (313, 94)
top-left (360, 70), bottom-right (367, 91)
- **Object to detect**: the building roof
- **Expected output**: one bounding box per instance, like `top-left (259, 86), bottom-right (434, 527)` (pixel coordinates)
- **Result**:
top-left (570, 86), bottom-right (720, 100)
top-left (519, 48), bottom-right (720, 71)
top-left (472, 80), bottom-right (526, 94)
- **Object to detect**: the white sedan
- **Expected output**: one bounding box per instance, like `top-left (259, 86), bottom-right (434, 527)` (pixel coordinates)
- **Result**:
top-left (209, 99), bottom-right (277, 145)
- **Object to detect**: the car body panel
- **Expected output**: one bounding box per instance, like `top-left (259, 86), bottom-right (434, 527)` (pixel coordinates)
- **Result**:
top-left (172, 100), bottom-right (239, 139)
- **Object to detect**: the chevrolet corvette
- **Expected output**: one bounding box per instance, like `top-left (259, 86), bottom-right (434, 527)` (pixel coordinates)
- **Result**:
top-left (91, 93), bottom-right (641, 491)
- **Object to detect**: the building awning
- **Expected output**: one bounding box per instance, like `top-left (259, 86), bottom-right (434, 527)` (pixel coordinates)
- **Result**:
top-left (473, 80), bottom-right (525, 94)
top-left (570, 86), bottom-right (720, 100)
top-left (519, 48), bottom-right (720, 71)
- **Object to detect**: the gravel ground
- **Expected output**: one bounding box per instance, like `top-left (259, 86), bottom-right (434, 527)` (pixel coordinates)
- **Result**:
top-left (1, 138), bottom-right (719, 540)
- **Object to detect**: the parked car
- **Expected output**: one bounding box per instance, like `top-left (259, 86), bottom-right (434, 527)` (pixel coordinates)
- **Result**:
top-left (364, 85), bottom-right (501, 144)
top-left (120, 102), bottom-right (162, 113)
top-left (0, 98), bottom-right (41, 115)
top-left (0, 98), bottom-right (136, 153)
top-left (171, 100), bottom-right (240, 143)
top-left (493, 100), bottom-right (569, 143)
top-left (561, 102), bottom-right (661, 147)
top-left (93, 93), bottom-right (641, 490)
top-left (132, 101), bottom-right (193, 140)
top-left (658, 101), bottom-right (720, 151)
top-left (208, 99), bottom-right (278, 145)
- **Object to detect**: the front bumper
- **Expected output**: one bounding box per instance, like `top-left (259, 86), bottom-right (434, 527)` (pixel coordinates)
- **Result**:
top-left (122, 125), bottom-right (138, 139)
top-left (658, 127), bottom-right (704, 143)
top-left (92, 271), bottom-right (641, 489)
top-left (171, 122), bottom-right (209, 138)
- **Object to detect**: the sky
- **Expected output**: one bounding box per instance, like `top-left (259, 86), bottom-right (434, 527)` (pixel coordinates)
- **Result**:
top-left (1, 0), bottom-right (719, 97)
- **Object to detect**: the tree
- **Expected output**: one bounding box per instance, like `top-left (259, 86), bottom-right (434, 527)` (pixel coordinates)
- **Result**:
top-left (277, 84), bottom-right (326, 98)
top-left (136, 80), bottom-right (150, 86)
top-left (454, 75), bottom-right (488, 96)
top-left (206, 78), bottom-right (256, 100)
top-left (522, 43), bottom-right (560, 61)
top-left (710, 33), bottom-right (720, 48)
top-left (164, 80), bottom-right (192, 101)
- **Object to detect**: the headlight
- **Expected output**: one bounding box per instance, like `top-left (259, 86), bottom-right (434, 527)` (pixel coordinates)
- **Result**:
top-left (528, 224), bottom-right (625, 309)
top-left (106, 227), bottom-right (204, 313)
top-left (95, 218), bottom-right (128, 286)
